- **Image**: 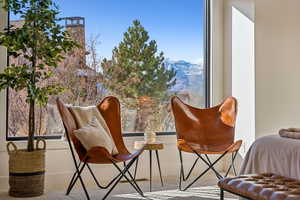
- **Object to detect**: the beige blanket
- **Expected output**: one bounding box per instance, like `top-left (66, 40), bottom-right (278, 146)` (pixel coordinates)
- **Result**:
top-left (240, 135), bottom-right (300, 180)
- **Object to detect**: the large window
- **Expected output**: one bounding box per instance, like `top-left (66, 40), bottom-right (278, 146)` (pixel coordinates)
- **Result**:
top-left (7, 0), bottom-right (210, 139)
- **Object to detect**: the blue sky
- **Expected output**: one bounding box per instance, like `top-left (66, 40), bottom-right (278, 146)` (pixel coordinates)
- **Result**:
top-left (14, 0), bottom-right (205, 64)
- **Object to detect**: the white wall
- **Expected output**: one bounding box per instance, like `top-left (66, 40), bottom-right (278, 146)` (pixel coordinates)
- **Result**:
top-left (223, 0), bottom-right (300, 140)
top-left (231, 6), bottom-right (255, 155)
top-left (223, 0), bottom-right (255, 98)
top-left (255, 0), bottom-right (300, 138)
top-left (223, 0), bottom-right (255, 157)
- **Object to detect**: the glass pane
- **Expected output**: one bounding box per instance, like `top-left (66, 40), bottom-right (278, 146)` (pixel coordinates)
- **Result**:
top-left (7, 0), bottom-right (206, 138)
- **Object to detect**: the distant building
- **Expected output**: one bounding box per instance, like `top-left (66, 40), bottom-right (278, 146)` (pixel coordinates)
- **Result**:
top-left (7, 17), bottom-right (100, 136)
top-left (10, 17), bottom-right (88, 70)
top-left (61, 17), bottom-right (87, 69)
top-left (9, 16), bottom-right (98, 99)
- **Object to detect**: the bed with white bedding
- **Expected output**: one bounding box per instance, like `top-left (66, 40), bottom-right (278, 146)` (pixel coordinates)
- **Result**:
top-left (240, 135), bottom-right (300, 180)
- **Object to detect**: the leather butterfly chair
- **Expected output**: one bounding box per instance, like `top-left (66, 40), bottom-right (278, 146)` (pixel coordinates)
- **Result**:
top-left (171, 96), bottom-right (242, 191)
top-left (56, 96), bottom-right (145, 200)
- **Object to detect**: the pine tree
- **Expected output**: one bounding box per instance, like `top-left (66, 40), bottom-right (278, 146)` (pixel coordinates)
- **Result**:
top-left (102, 20), bottom-right (176, 131)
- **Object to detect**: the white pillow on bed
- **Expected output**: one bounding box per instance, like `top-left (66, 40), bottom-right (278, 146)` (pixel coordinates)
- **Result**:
top-left (73, 118), bottom-right (117, 155)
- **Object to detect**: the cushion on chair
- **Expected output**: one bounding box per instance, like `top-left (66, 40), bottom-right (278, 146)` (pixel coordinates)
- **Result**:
top-left (69, 106), bottom-right (118, 155)
top-left (69, 106), bottom-right (109, 130)
top-left (74, 117), bottom-right (117, 154)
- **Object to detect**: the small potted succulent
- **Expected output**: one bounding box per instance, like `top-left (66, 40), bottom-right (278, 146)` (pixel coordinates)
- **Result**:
top-left (0, 0), bottom-right (77, 197)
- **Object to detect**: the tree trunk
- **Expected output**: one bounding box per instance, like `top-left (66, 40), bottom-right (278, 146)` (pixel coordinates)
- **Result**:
top-left (134, 107), bottom-right (147, 132)
top-left (28, 3), bottom-right (37, 152)
top-left (27, 100), bottom-right (35, 152)
top-left (134, 96), bottom-right (155, 132)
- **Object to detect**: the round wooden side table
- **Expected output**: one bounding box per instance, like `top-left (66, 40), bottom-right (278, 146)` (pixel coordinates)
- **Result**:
top-left (134, 141), bottom-right (164, 192)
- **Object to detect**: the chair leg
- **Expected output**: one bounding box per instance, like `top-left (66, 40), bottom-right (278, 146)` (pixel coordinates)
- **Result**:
top-left (125, 167), bottom-right (144, 196)
top-left (232, 152), bottom-right (238, 176)
top-left (64, 127), bottom-right (90, 200)
top-left (66, 162), bottom-right (86, 195)
top-left (66, 162), bottom-right (81, 195)
top-left (182, 163), bottom-right (212, 191)
top-left (112, 162), bottom-right (143, 195)
top-left (77, 167), bottom-right (90, 200)
top-left (155, 150), bottom-right (164, 187)
top-left (149, 150), bottom-right (152, 192)
top-left (103, 157), bottom-right (143, 200)
top-left (179, 151), bottom-right (200, 180)
top-left (204, 154), bottom-right (223, 179)
top-left (178, 150), bottom-right (183, 191)
top-left (67, 156), bottom-right (143, 200)
top-left (182, 151), bottom-right (229, 191)
top-left (123, 161), bottom-right (138, 186)
top-left (119, 161), bottom-right (144, 196)
top-left (116, 157), bottom-right (144, 196)
top-left (184, 157), bottom-right (199, 181)
top-left (178, 150), bottom-right (199, 191)
top-left (134, 156), bottom-right (139, 180)
top-left (66, 162), bottom-right (90, 200)
top-left (66, 171), bottom-right (77, 193)
top-left (86, 163), bottom-right (121, 189)
top-left (225, 151), bottom-right (239, 177)
top-left (102, 168), bottom-right (129, 200)
top-left (220, 189), bottom-right (224, 200)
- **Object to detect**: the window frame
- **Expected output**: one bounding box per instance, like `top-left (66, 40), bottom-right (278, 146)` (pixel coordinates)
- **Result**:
top-left (5, 0), bottom-right (212, 141)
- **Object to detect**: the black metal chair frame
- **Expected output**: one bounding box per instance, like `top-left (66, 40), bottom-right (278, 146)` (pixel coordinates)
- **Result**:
top-left (178, 146), bottom-right (239, 191)
top-left (64, 125), bottom-right (144, 200)
top-left (133, 149), bottom-right (164, 192)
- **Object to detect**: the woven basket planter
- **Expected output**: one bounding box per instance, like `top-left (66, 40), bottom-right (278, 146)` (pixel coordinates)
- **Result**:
top-left (7, 140), bottom-right (46, 198)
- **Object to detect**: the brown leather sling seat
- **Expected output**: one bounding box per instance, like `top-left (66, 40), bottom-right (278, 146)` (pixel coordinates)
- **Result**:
top-left (57, 96), bottom-right (143, 164)
top-left (56, 96), bottom-right (144, 200)
top-left (171, 96), bottom-right (242, 191)
top-left (171, 96), bottom-right (242, 155)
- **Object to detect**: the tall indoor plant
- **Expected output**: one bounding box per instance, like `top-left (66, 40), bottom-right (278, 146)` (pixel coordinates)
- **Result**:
top-left (0, 0), bottom-right (77, 197)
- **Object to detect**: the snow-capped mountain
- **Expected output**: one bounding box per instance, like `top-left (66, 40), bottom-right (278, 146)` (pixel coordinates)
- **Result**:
top-left (165, 59), bottom-right (203, 75)
top-left (165, 59), bottom-right (205, 93)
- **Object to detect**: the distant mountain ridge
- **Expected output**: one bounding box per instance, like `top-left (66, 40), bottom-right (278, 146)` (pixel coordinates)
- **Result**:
top-left (165, 59), bottom-right (203, 75)
top-left (165, 59), bottom-right (204, 93)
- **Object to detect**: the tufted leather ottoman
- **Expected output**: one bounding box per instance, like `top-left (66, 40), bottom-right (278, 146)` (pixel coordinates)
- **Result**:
top-left (218, 173), bottom-right (300, 200)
